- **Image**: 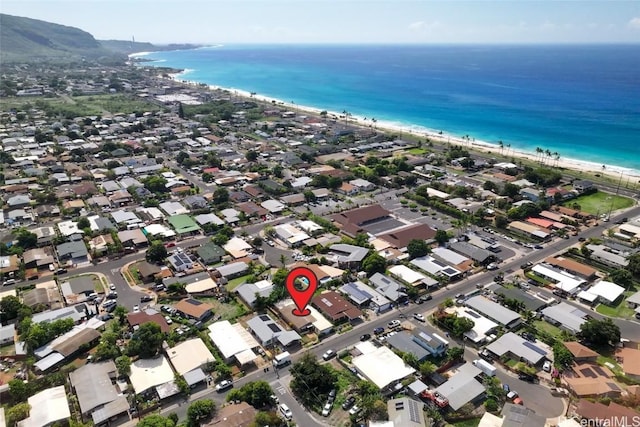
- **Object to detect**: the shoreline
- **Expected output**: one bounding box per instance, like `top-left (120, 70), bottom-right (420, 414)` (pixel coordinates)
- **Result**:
top-left (161, 65), bottom-right (640, 181)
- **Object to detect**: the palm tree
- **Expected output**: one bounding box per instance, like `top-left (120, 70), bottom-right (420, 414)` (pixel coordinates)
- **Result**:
top-left (545, 149), bottom-right (552, 165)
top-left (279, 254), bottom-right (287, 267)
top-left (506, 143), bottom-right (511, 157)
top-left (371, 118), bottom-right (377, 129)
top-left (498, 140), bottom-right (504, 155)
top-left (553, 152), bottom-right (560, 167)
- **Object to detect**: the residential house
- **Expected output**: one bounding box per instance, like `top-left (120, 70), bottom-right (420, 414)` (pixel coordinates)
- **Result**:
top-left (563, 341), bottom-right (599, 362)
top-left (137, 261), bottom-right (162, 283)
top-left (168, 252), bottom-right (195, 273)
top-left (127, 309), bottom-right (171, 333)
top-left (32, 226), bottom-right (57, 246)
top-left (311, 291), bottom-right (362, 324)
top-left (329, 244), bottom-right (370, 269)
top-left (175, 298), bottom-right (214, 322)
top-left (330, 204), bottom-right (391, 237)
top-left (23, 247), bottom-right (55, 271)
top-left (56, 241), bottom-right (89, 265)
top-left (246, 314), bottom-right (302, 348)
top-left (378, 224), bottom-right (436, 251)
top-left (204, 401), bottom-right (257, 427)
top-left (340, 281), bottom-right (392, 313)
top-left (236, 280), bottom-right (273, 308)
top-left (197, 242), bottom-right (226, 265)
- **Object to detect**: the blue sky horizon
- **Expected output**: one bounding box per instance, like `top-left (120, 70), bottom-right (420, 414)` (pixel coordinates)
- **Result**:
top-left (3, 1), bottom-right (640, 45)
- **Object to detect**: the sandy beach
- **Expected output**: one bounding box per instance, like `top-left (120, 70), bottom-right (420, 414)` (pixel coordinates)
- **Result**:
top-left (167, 71), bottom-right (640, 182)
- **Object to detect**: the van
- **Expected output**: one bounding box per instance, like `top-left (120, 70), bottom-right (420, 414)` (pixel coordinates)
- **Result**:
top-left (3, 279), bottom-right (16, 286)
top-left (473, 359), bottom-right (497, 377)
top-left (273, 351), bottom-right (291, 368)
top-left (279, 403), bottom-right (292, 420)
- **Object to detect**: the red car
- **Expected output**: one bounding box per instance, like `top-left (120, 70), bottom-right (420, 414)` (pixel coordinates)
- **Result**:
top-left (164, 242), bottom-right (176, 248)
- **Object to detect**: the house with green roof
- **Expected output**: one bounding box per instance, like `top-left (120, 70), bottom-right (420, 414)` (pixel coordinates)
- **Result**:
top-left (167, 214), bottom-right (201, 235)
top-left (197, 242), bottom-right (226, 265)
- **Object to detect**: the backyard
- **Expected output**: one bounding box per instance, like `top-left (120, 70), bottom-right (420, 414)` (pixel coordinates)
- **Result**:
top-left (564, 191), bottom-right (634, 216)
top-left (596, 290), bottom-right (637, 318)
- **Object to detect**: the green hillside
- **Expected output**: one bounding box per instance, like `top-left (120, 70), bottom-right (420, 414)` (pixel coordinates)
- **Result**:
top-left (0, 13), bottom-right (125, 63)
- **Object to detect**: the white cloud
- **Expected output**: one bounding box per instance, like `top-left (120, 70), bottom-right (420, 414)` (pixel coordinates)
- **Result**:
top-left (408, 20), bottom-right (441, 32)
top-left (629, 17), bottom-right (640, 29)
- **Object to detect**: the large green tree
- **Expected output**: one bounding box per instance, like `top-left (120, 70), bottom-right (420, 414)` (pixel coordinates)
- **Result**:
top-left (407, 239), bottom-right (430, 258)
top-left (0, 295), bottom-right (25, 322)
top-left (625, 253), bottom-right (640, 276)
top-left (127, 322), bottom-right (164, 358)
top-left (136, 414), bottom-right (175, 427)
top-left (362, 252), bottom-right (386, 277)
top-left (226, 380), bottom-right (274, 408)
top-left (578, 318), bottom-right (621, 347)
top-left (187, 399), bottom-right (216, 425)
top-left (290, 353), bottom-right (337, 410)
top-left (146, 241), bottom-right (168, 264)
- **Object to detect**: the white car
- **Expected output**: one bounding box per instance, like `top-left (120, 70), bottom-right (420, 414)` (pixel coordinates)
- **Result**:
top-left (413, 313), bottom-right (425, 322)
top-left (215, 380), bottom-right (233, 392)
top-left (542, 360), bottom-right (552, 372)
top-left (279, 403), bottom-right (293, 420)
top-left (387, 320), bottom-right (401, 329)
top-left (322, 402), bottom-right (332, 417)
top-left (133, 305), bottom-right (140, 313)
top-left (165, 316), bottom-right (173, 325)
top-left (349, 405), bottom-right (361, 416)
top-left (109, 284), bottom-right (116, 290)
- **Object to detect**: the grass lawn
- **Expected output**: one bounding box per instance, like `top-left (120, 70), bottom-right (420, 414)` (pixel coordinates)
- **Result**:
top-left (533, 320), bottom-right (563, 339)
top-left (200, 298), bottom-right (247, 321)
top-left (564, 191), bottom-right (634, 216)
top-left (452, 418), bottom-right (482, 427)
top-left (596, 355), bottom-right (623, 374)
top-left (225, 274), bottom-right (252, 291)
top-left (596, 291), bottom-right (636, 318)
top-left (406, 147), bottom-right (428, 155)
top-left (126, 264), bottom-right (143, 286)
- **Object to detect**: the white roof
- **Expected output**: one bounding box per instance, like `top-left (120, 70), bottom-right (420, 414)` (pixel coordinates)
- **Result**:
top-left (275, 223), bottom-right (310, 245)
top-left (220, 208), bottom-right (240, 223)
top-left (389, 265), bottom-right (427, 285)
top-left (352, 346), bottom-right (415, 389)
top-left (427, 187), bottom-right (450, 199)
top-left (167, 338), bottom-right (215, 376)
top-left (208, 321), bottom-right (259, 361)
top-left (144, 223), bottom-right (176, 238)
top-left (486, 332), bottom-right (548, 365)
top-left (577, 291), bottom-right (598, 302)
top-left (452, 307), bottom-right (498, 343)
top-left (261, 199), bottom-right (285, 213)
top-left (159, 201), bottom-right (189, 216)
top-left (541, 302), bottom-right (587, 333)
top-left (587, 281), bottom-right (625, 303)
top-left (18, 386), bottom-right (70, 427)
top-left (297, 220), bottom-right (323, 233)
top-left (57, 220), bottom-right (82, 237)
top-left (223, 237), bottom-right (252, 258)
top-left (478, 411), bottom-right (504, 427)
top-left (532, 264), bottom-right (585, 293)
top-left (185, 277), bottom-right (218, 293)
top-left (136, 207), bottom-right (165, 220)
top-left (435, 363), bottom-right (485, 410)
top-left (194, 213), bottom-right (224, 226)
top-left (129, 356), bottom-right (175, 394)
top-left (432, 247), bottom-right (469, 265)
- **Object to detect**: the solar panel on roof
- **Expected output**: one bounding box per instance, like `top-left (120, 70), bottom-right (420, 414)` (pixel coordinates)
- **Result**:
top-left (259, 315), bottom-right (270, 321)
top-left (408, 400), bottom-right (420, 422)
top-left (322, 298), bottom-right (332, 307)
top-left (522, 341), bottom-right (547, 356)
top-left (188, 299), bottom-right (202, 306)
top-left (592, 366), bottom-right (606, 376)
top-left (268, 324), bottom-right (281, 332)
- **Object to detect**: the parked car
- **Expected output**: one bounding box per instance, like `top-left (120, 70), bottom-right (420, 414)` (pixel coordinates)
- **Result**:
top-left (165, 316), bottom-right (173, 325)
top-left (140, 295), bottom-right (153, 302)
top-left (349, 405), bottom-right (361, 416)
top-left (342, 396), bottom-right (356, 410)
top-left (328, 389), bottom-right (336, 403)
top-left (279, 403), bottom-right (293, 420)
top-left (106, 292), bottom-right (118, 300)
top-left (97, 314), bottom-right (114, 321)
top-left (507, 390), bottom-right (519, 401)
top-left (322, 349), bottom-right (336, 361)
top-left (215, 380), bottom-right (233, 392)
top-left (373, 327), bottom-right (385, 335)
top-left (518, 373), bottom-right (538, 383)
top-left (521, 332), bottom-right (536, 342)
top-left (413, 313), bottom-right (425, 322)
top-left (542, 360), bottom-right (552, 372)
top-left (102, 300), bottom-right (117, 309)
top-left (387, 320), bottom-right (401, 329)
top-left (109, 284), bottom-right (116, 291)
top-left (360, 334), bottom-right (371, 341)
top-left (133, 305), bottom-right (140, 313)
top-left (322, 402), bottom-right (332, 417)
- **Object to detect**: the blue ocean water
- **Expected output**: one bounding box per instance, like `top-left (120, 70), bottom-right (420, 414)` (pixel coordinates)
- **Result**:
top-left (140, 45), bottom-right (640, 172)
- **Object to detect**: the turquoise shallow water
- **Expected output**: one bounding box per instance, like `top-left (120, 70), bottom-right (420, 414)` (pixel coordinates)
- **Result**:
top-left (140, 44), bottom-right (640, 172)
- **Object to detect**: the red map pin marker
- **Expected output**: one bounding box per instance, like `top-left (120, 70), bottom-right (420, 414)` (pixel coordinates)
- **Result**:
top-left (285, 267), bottom-right (318, 316)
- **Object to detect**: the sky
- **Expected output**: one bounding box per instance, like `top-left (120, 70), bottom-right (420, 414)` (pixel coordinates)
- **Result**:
top-left (2, 0), bottom-right (640, 44)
